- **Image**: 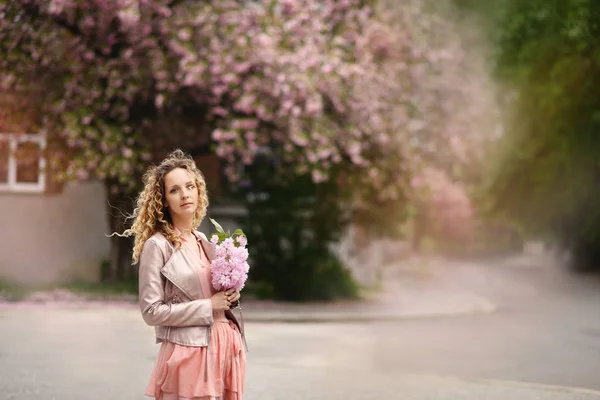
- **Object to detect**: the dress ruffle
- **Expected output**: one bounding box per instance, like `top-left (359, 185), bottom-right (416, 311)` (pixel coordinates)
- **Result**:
top-left (145, 318), bottom-right (245, 400)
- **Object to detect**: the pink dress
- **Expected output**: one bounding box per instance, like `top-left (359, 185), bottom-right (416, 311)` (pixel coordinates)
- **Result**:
top-left (145, 240), bottom-right (246, 400)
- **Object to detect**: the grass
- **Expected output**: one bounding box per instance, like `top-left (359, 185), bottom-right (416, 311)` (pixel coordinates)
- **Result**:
top-left (0, 279), bottom-right (32, 302)
top-left (60, 279), bottom-right (138, 300)
top-left (0, 278), bottom-right (139, 303)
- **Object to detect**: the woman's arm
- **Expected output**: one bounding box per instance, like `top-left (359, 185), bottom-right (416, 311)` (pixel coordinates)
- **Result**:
top-left (138, 239), bottom-right (214, 327)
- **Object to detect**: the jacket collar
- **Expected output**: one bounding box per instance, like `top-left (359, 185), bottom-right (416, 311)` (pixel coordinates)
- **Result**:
top-left (172, 227), bottom-right (216, 261)
top-left (159, 227), bottom-right (216, 300)
top-left (191, 230), bottom-right (216, 262)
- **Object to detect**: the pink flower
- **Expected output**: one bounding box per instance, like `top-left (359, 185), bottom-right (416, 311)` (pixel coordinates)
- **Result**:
top-left (212, 129), bottom-right (224, 141)
top-left (209, 218), bottom-right (249, 292)
top-left (212, 107), bottom-right (229, 117)
top-left (122, 147), bottom-right (133, 158)
top-left (155, 94), bottom-right (165, 108)
top-left (76, 168), bottom-right (89, 180)
top-left (312, 169), bottom-right (327, 183)
top-left (178, 28), bottom-right (192, 41)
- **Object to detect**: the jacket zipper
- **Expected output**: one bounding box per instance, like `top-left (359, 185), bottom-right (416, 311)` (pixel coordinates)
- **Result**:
top-left (204, 326), bottom-right (212, 381)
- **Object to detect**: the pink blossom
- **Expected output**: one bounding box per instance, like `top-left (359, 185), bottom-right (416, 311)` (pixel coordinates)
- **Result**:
top-left (178, 28), bottom-right (192, 41)
top-left (76, 168), bottom-right (89, 180)
top-left (155, 94), bottom-right (165, 108)
top-left (209, 219), bottom-right (249, 292)
top-left (122, 147), bottom-right (133, 158)
top-left (212, 107), bottom-right (229, 117)
top-left (233, 62), bottom-right (251, 74)
top-left (0, 0), bottom-right (492, 217)
top-left (245, 131), bottom-right (257, 141)
top-left (312, 169), bottom-right (327, 183)
top-left (212, 129), bottom-right (224, 141)
top-left (236, 236), bottom-right (247, 246)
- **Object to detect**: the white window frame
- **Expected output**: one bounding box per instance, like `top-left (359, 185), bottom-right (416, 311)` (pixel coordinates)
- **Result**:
top-left (0, 131), bottom-right (47, 193)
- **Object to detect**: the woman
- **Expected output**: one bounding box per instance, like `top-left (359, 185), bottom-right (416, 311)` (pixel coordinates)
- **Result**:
top-left (123, 149), bottom-right (246, 400)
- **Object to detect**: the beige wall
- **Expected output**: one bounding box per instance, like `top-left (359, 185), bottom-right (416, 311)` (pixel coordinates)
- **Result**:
top-left (0, 182), bottom-right (111, 286)
top-left (0, 182), bottom-right (380, 288)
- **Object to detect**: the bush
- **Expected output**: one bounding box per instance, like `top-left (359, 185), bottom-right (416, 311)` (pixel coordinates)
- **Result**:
top-left (0, 279), bottom-right (30, 302)
top-left (236, 160), bottom-right (359, 302)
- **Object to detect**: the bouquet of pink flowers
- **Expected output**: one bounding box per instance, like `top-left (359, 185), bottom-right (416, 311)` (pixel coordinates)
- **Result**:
top-left (208, 218), bottom-right (249, 295)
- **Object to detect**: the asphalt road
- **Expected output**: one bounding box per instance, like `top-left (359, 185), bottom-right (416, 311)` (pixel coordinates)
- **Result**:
top-left (1, 256), bottom-right (599, 399)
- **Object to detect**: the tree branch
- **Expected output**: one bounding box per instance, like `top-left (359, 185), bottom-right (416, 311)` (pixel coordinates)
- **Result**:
top-left (21, 2), bottom-right (121, 60)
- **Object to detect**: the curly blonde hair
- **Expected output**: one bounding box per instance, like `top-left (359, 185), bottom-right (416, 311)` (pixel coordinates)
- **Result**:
top-left (122, 149), bottom-right (209, 264)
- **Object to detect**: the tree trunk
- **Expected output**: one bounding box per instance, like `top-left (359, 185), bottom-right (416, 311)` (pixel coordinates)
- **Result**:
top-left (104, 183), bottom-right (136, 283)
top-left (411, 212), bottom-right (426, 253)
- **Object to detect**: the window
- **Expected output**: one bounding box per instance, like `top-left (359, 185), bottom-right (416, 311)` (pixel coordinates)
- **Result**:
top-left (0, 132), bottom-right (46, 193)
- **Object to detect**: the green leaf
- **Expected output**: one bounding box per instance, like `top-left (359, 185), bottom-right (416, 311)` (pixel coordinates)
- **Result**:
top-left (209, 218), bottom-right (225, 234)
top-left (233, 228), bottom-right (245, 236)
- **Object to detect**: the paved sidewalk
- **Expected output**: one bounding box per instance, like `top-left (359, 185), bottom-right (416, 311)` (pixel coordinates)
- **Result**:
top-left (240, 280), bottom-right (494, 323)
top-left (240, 256), bottom-right (495, 322)
top-left (0, 257), bottom-right (496, 322)
top-left (2, 306), bottom-right (599, 399)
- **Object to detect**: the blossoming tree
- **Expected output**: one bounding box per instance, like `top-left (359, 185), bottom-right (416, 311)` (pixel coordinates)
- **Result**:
top-left (0, 0), bottom-right (494, 290)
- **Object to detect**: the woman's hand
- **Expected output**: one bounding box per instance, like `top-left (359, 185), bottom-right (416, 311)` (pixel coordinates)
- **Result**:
top-left (227, 290), bottom-right (240, 304)
top-left (210, 290), bottom-right (240, 311)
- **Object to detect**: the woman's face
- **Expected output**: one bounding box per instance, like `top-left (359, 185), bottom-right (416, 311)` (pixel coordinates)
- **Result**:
top-left (163, 167), bottom-right (199, 220)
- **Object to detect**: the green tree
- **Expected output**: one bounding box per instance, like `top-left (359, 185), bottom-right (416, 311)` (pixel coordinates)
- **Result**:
top-left (466, 0), bottom-right (600, 268)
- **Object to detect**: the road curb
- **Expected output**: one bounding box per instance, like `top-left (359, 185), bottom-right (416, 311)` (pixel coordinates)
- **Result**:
top-left (0, 293), bottom-right (497, 323)
top-left (472, 378), bottom-right (600, 396)
top-left (1, 291), bottom-right (498, 324)
top-left (241, 297), bottom-right (497, 323)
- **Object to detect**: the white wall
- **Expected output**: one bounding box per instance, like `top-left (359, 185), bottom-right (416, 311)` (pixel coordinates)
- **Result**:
top-left (0, 182), bottom-right (111, 286)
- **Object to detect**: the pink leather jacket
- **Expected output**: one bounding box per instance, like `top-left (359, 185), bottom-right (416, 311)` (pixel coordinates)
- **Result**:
top-left (138, 230), bottom-right (245, 349)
